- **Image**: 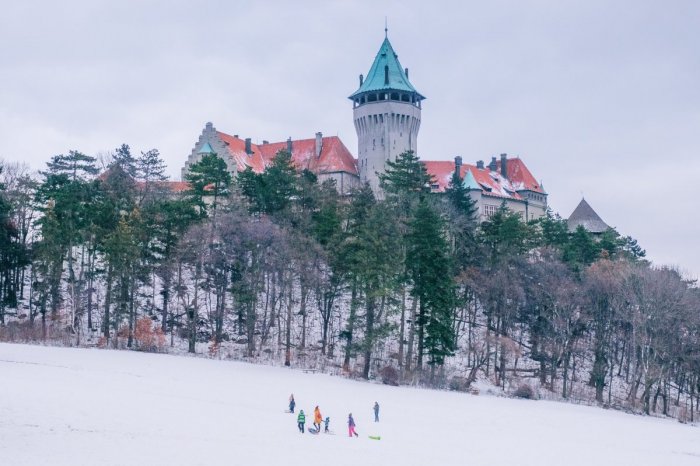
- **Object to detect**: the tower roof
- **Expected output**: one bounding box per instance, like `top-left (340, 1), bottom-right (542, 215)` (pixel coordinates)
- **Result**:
top-left (567, 198), bottom-right (610, 233)
top-left (349, 37), bottom-right (425, 100)
top-left (462, 169), bottom-right (481, 191)
top-left (198, 142), bottom-right (214, 154)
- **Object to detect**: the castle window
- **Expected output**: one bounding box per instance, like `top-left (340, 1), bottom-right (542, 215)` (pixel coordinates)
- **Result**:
top-left (391, 92), bottom-right (399, 101)
top-left (401, 94), bottom-right (410, 102)
top-left (483, 204), bottom-right (498, 218)
top-left (379, 93), bottom-right (386, 101)
top-left (368, 94), bottom-right (377, 102)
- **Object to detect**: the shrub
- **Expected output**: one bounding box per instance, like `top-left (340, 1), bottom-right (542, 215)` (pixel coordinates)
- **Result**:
top-left (513, 384), bottom-right (536, 400)
top-left (449, 376), bottom-right (470, 392)
top-left (134, 317), bottom-right (166, 352)
top-left (379, 365), bottom-right (399, 386)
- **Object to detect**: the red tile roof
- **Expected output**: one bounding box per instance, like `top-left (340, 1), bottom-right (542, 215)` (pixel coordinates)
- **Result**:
top-left (423, 157), bottom-right (544, 200)
top-left (217, 132), bottom-right (267, 173)
top-left (217, 132), bottom-right (358, 176)
top-left (497, 158), bottom-right (542, 193)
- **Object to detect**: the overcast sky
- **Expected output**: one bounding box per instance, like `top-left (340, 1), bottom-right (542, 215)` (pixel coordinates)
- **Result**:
top-left (1, 0), bottom-right (698, 278)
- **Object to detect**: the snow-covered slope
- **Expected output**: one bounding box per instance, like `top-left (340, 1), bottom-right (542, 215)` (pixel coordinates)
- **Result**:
top-left (1, 343), bottom-right (698, 466)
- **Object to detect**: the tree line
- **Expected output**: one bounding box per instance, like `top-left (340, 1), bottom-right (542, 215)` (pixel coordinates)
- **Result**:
top-left (1, 147), bottom-right (699, 420)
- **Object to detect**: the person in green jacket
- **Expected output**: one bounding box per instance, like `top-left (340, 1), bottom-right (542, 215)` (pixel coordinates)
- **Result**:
top-left (297, 410), bottom-right (306, 433)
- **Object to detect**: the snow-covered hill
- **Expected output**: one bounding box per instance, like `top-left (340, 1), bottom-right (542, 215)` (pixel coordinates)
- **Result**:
top-left (1, 343), bottom-right (698, 466)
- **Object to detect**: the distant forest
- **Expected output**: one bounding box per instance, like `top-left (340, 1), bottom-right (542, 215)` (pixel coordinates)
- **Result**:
top-left (1, 146), bottom-right (699, 422)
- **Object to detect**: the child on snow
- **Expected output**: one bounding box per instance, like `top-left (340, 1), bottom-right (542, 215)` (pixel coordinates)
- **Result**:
top-left (289, 394), bottom-right (296, 413)
top-left (373, 401), bottom-right (379, 422)
top-left (324, 416), bottom-right (330, 433)
top-left (347, 413), bottom-right (358, 437)
top-left (313, 406), bottom-right (322, 432)
top-left (297, 410), bottom-right (306, 433)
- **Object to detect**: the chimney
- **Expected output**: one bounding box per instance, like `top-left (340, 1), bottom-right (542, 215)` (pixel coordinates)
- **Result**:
top-left (245, 138), bottom-right (252, 155)
top-left (405, 68), bottom-right (409, 79)
top-left (454, 156), bottom-right (462, 176)
top-left (476, 160), bottom-right (484, 170)
top-left (287, 137), bottom-right (293, 154)
top-left (488, 156), bottom-right (497, 172)
top-left (500, 153), bottom-right (508, 179)
top-left (233, 134), bottom-right (238, 138)
top-left (262, 140), bottom-right (269, 145)
top-left (315, 132), bottom-right (323, 158)
top-left (359, 74), bottom-right (364, 86)
top-left (384, 65), bottom-right (389, 85)
top-left (205, 121), bottom-right (213, 130)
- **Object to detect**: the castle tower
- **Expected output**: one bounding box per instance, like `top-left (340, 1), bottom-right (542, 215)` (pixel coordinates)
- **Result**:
top-left (349, 32), bottom-right (425, 194)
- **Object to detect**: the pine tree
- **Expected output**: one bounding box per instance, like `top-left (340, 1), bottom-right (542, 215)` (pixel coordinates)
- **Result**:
top-left (35, 151), bottom-right (100, 325)
top-left (185, 153), bottom-right (231, 218)
top-left (112, 144), bottom-right (138, 178)
top-left (444, 170), bottom-right (477, 218)
top-left (0, 165), bottom-right (29, 321)
top-left (379, 150), bottom-right (432, 196)
top-left (406, 198), bottom-right (456, 373)
top-left (443, 169), bottom-right (478, 272)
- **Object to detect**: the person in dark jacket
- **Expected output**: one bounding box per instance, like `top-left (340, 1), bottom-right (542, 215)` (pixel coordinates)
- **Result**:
top-left (324, 416), bottom-right (330, 433)
top-left (373, 401), bottom-right (380, 422)
top-left (297, 410), bottom-right (306, 433)
top-left (347, 413), bottom-right (358, 437)
top-left (289, 394), bottom-right (296, 413)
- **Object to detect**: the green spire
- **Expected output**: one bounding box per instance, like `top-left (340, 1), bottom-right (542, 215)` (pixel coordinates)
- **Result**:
top-left (349, 36), bottom-right (425, 100)
top-left (462, 169), bottom-right (481, 191)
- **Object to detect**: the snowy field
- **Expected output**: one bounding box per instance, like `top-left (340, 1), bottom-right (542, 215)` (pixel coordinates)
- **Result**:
top-left (1, 343), bottom-right (698, 466)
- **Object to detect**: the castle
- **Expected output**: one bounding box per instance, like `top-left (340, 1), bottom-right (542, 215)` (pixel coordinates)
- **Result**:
top-left (182, 33), bottom-right (548, 222)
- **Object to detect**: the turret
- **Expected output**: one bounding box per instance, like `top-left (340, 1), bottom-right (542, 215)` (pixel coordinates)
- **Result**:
top-left (349, 33), bottom-right (425, 194)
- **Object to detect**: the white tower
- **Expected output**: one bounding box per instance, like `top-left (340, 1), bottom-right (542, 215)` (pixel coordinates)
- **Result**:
top-left (349, 32), bottom-right (425, 194)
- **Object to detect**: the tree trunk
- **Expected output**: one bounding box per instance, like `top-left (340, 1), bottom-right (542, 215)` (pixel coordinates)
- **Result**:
top-left (299, 284), bottom-right (308, 349)
top-left (362, 295), bottom-right (375, 380)
top-left (342, 281), bottom-right (358, 373)
top-left (161, 267), bottom-right (171, 332)
top-left (398, 286), bottom-right (406, 371)
top-left (103, 266), bottom-right (113, 340)
top-left (405, 296), bottom-right (417, 374)
top-left (284, 280), bottom-right (293, 367)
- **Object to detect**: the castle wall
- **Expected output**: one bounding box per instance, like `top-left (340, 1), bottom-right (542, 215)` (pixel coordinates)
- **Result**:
top-left (181, 123), bottom-right (237, 179)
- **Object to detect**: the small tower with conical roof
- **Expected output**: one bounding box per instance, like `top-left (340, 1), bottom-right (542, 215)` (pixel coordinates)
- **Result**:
top-left (349, 31), bottom-right (425, 194)
top-left (567, 198), bottom-right (610, 234)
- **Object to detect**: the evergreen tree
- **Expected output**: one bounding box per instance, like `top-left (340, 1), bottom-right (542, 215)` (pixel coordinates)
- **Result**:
top-left (444, 170), bottom-right (478, 218)
top-left (564, 225), bottom-right (600, 269)
top-left (35, 151), bottom-right (99, 323)
top-left (406, 198), bottom-right (456, 372)
top-left (379, 150), bottom-right (432, 197)
top-left (238, 150), bottom-right (299, 217)
top-left (538, 209), bottom-right (570, 250)
top-left (185, 153), bottom-right (231, 218)
top-left (479, 203), bottom-right (535, 266)
top-left (112, 144), bottom-right (138, 178)
top-left (0, 165), bottom-right (29, 321)
top-left (443, 169), bottom-right (479, 271)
